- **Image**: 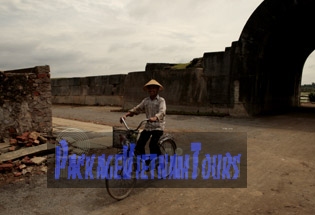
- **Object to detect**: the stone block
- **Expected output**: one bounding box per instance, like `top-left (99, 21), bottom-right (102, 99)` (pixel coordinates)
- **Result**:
top-left (30, 156), bottom-right (47, 165)
top-left (0, 163), bottom-right (13, 170)
top-left (70, 86), bottom-right (81, 96)
top-left (84, 96), bottom-right (96, 105)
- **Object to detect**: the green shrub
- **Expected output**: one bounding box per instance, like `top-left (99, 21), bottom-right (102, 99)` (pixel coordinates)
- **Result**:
top-left (309, 92), bottom-right (315, 102)
top-left (170, 63), bottom-right (190, 70)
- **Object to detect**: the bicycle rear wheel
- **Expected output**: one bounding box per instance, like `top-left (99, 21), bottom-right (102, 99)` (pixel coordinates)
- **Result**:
top-left (156, 139), bottom-right (176, 178)
top-left (159, 139), bottom-right (176, 155)
top-left (105, 156), bottom-right (136, 200)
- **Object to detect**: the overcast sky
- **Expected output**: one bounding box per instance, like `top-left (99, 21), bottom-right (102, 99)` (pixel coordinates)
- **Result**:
top-left (0, 0), bottom-right (314, 84)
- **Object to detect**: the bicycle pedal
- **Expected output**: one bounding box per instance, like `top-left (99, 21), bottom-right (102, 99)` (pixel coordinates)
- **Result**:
top-left (145, 159), bottom-right (151, 165)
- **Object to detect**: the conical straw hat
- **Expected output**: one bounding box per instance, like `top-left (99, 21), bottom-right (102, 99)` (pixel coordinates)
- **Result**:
top-left (143, 79), bottom-right (164, 91)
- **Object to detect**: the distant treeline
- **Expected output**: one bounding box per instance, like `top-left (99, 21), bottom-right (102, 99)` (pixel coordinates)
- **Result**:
top-left (301, 83), bottom-right (315, 92)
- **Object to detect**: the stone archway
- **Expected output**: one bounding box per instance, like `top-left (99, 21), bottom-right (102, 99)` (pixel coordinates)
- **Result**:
top-left (235, 0), bottom-right (315, 115)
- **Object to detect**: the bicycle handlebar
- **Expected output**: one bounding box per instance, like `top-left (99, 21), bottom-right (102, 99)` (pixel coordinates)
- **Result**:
top-left (120, 117), bottom-right (148, 131)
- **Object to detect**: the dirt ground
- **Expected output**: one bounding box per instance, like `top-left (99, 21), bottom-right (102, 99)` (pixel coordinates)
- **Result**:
top-left (0, 104), bottom-right (315, 215)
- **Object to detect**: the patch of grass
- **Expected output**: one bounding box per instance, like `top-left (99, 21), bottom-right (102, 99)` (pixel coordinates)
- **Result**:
top-left (170, 63), bottom-right (190, 70)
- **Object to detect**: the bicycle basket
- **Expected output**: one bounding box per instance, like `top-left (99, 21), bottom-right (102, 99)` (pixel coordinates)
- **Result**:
top-left (113, 126), bottom-right (128, 148)
top-left (112, 127), bottom-right (138, 148)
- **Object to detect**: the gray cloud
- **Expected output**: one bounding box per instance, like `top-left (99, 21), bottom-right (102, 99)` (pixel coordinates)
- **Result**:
top-left (0, 0), bottom-right (313, 84)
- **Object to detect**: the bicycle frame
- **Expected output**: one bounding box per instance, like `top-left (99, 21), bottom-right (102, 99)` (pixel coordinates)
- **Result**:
top-left (120, 117), bottom-right (148, 132)
top-left (116, 117), bottom-right (148, 148)
top-left (119, 117), bottom-right (176, 148)
top-left (106, 118), bottom-right (177, 200)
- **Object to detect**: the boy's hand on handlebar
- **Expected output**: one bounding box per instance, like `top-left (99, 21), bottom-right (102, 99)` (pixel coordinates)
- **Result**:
top-left (119, 117), bottom-right (125, 123)
top-left (120, 112), bottom-right (134, 123)
top-left (125, 112), bottom-right (134, 117)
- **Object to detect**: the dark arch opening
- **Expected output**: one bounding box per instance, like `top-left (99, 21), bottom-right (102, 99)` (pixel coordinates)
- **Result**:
top-left (237, 0), bottom-right (315, 115)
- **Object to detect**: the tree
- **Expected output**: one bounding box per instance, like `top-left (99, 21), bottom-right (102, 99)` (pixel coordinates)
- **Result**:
top-left (309, 92), bottom-right (315, 103)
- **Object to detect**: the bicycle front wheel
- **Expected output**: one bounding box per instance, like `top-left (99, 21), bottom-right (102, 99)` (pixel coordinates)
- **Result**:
top-left (105, 156), bottom-right (136, 200)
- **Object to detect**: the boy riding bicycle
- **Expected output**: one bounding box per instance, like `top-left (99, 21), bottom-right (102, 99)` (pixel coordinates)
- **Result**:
top-left (121, 79), bottom-right (166, 162)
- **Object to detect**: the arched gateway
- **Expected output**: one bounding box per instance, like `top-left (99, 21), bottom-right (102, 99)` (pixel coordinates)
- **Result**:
top-left (235, 0), bottom-right (315, 115)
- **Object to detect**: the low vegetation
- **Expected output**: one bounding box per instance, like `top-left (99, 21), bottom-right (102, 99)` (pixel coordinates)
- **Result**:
top-left (309, 92), bottom-right (315, 102)
top-left (170, 63), bottom-right (190, 70)
top-left (301, 83), bottom-right (315, 92)
top-left (170, 57), bottom-right (203, 70)
top-left (301, 83), bottom-right (315, 103)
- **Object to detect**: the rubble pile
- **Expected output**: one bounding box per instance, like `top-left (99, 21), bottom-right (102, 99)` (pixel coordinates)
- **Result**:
top-left (0, 131), bottom-right (55, 183)
top-left (8, 131), bottom-right (48, 151)
top-left (0, 155), bottom-right (48, 178)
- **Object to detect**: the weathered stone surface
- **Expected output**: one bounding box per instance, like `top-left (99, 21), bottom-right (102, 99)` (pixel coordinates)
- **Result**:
top-left (9, 146), bottom-right (16, 151)
top-left (18, 164), bottom-right (27, 170)
top-left (0, 66), bottom-right (52, 138)
top-left (0, 142), bottom-right (10, 148)
top-left (9, 139), bottom-right (17, 145)
top-left (28, 131), bottom-right (40, 140)
top-left (22, 166), bottom-right (33, 175)
top-left (51, 74), bottom-right (126, 106)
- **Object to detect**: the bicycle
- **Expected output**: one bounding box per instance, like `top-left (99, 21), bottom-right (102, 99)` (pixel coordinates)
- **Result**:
top-left (105, 117), bottom-right (177, 200)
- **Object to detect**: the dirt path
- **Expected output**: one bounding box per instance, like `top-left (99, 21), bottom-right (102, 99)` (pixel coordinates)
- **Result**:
top-left (0, 105), bottom-right (314, 215)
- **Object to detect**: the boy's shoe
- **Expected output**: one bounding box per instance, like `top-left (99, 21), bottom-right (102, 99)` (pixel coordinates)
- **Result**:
top-left (145, 159), bottom-right (151, 172)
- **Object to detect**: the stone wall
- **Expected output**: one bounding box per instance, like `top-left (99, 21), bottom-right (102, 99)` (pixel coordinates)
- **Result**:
top-left (203, 49), bottom-right (232, 105)
top-left (122, 51), bottom-right (244, 116)
top-left (50, 53), bottom-right (248, 117)
top-left (51, 75), bottom-right (126, 106)
top-left (122, 68), bottom-right (219, 114)
top-left (0, 66), bottom-right (52, 139)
